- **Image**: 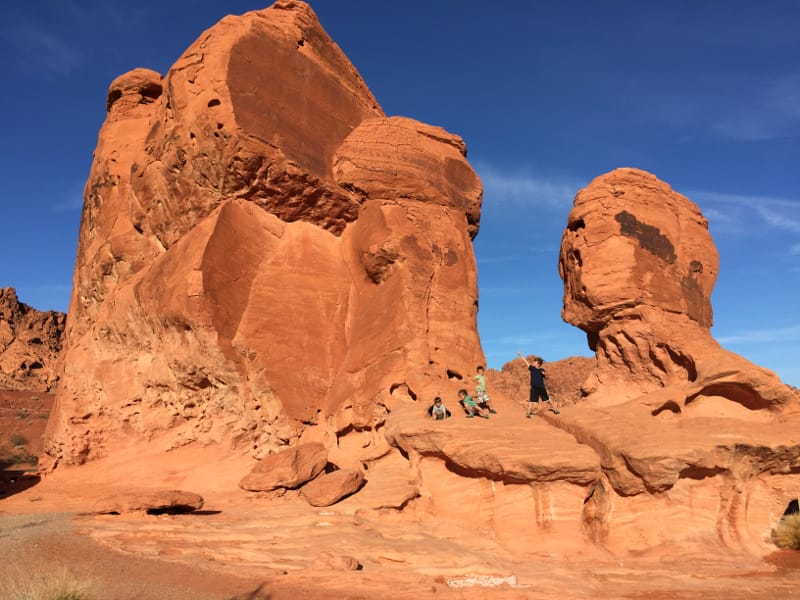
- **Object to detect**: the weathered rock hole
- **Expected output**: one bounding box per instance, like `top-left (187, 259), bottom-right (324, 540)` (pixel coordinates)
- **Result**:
top-left (570, 249), bottom-right (582, 267)
top-left (446, 369), bottom-right (463, 381)
top-left (207, 98), bottom-right (221, 107)
top-left (29, 337), bottom-right (42, 345)
top-left (140, 82), bottom-right (162, 102)
top-left (686, 382), bottom-right (768, 411)
top-left (297, 38), bottom-right (305, 47)
top-left (106, 89), bottom-right (122, 111)
top-left (133, 223), bottom-right (144, 234)
top-left (189, 132), bottom-right (196, 140)
top-left (568, 218), bottom-right (585, 232)
top-left (651, 401), bottom-right (681, 417)
top-left (217, 122), bottom-right (224, 129)
top-left (784, 499), bottom-right (799, 517)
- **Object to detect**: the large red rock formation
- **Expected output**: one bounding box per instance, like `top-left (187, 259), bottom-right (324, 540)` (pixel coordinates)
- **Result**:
top-left (0, 288), bottom-right (65, 391)
top-left (43, 1), bottom-right (483, 468)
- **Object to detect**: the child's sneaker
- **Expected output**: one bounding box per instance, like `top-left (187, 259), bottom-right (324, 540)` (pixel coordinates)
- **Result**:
top-left (552, 409), bottom-right (561, 415)
top-left (466, 414), bottom-right (474, 418)
top-left (525, 414), bottom-right (531, 419)
top-left (489, 409), bottom-right (497, 414)
top-left (481, 414), bottom-right (489, 419)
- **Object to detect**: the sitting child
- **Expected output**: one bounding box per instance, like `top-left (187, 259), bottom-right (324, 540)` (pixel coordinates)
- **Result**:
top-left (458, 388), bottom-right (489, 419)
top-left (428, 396), bottom-right (451, 421)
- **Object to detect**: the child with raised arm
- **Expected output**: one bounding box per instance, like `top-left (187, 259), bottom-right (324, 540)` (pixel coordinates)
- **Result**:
top-left (516, 351), bottom-right (560, 417)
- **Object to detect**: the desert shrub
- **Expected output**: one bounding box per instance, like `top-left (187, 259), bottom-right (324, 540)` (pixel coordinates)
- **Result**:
top-left (0, 566), bottom-right (95, 600)
top-left (10, 448), bottom-right (38, 466)
top-left (10, 433), bottom-right (28, 447)
top-left (771, 513), bottom-right (800, 550)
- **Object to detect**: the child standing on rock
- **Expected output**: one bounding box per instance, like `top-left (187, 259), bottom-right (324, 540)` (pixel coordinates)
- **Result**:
top-left (516, 352), bottom-right (560, 417)
top-left (474, 365), bottom-right (497, 414)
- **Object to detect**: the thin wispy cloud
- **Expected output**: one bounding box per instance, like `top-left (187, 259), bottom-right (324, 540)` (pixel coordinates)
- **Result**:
top-left (712, 75), bottom-right (800, 141)
top-left (474, 163), bottom-right (580, 210)
top-left (691, 190), bottom-right (800, 239)
top-left (3, 17), bottom-right (83, 75)
top-left (716, 324), bottom-right (800, 346)
top-left (51, 182), bottom-right (85, 213)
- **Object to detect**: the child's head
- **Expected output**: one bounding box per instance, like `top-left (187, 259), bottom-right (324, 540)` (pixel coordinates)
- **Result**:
top-left (476, 365), bottom-right (484, 374)
top-left (534, 357), bottom-right (544, 366)
top-left (458, 389), bottom-right (467, 398)
top-left (434, 396), bottom-right (442, 405)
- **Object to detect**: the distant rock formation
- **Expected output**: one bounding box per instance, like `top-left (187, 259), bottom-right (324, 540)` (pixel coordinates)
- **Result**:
top-left (559, 168), bottom-right (793, 408)
top-left (43, 1), bottom-right (483, 468)
top-left (489, 354), bottom-right (594, 408)
top-left (0, 288), bottom-right (65, 391)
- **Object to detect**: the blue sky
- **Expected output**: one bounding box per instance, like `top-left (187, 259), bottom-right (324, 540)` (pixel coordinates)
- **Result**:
top-left (1, 1), bottom-right (798, 386)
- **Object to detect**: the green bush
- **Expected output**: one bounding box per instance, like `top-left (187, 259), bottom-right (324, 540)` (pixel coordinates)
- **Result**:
top-left (10, 433), bottom-right (28, 447)
top-left (771, 513), bottom-right (800, 550)
top-left (9, 448), bottom-right (38, 466)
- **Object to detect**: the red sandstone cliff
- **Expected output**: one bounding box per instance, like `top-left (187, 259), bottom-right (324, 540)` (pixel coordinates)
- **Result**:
top-left (43, 1), bottom-right (483, 468)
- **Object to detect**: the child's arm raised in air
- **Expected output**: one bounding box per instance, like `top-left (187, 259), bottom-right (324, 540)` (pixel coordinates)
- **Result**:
top-left (516, 351), bottom-right (530, 367)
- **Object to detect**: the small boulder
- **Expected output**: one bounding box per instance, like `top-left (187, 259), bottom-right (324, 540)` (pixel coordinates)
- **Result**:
top-left (300, 468), bottom-right (364, 507)
top-left (240, 442), bottom-right (327, 492)
top-left (93, 489), bottom-right (204, 515)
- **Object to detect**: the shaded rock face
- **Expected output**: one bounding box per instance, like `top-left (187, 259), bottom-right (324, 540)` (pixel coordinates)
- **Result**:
top-left (44, 1), bottom-right (483, 468)
top-left (0, 288), bottom-right (65, 392)
top-left (559, 168), bottom-right (795, 406)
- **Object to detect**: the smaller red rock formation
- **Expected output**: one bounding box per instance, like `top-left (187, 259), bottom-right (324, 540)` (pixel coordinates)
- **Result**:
top-left (92, 490), bottom-right (204, 515)
top-left (239, 442), bottom-right (328, 491)
top-left (301, 468), bottom-right (364, 506)
top-left (488, 355), bottom-right (593, 408)
top-left (559, 168), bottom-right (794, 407)
top-left (0, 288), bottom-right (65, 391)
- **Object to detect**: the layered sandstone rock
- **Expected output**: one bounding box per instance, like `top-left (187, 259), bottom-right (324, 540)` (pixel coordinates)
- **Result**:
top-left (44, 1), bottom-right (483, 468)
top-left (0, 288), bottom-right (65, 391)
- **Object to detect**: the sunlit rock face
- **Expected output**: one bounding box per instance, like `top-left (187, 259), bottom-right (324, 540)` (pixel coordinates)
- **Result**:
top-left (43, 0), bottom-right (483, 468)
top-left (559, 167), bottom-right (793, 407)
top-left (0, 287), bottom-right (65, 392)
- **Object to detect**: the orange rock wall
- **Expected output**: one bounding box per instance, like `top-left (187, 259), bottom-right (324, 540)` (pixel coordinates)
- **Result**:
top-left (44, 1), bottom-right (483, 467)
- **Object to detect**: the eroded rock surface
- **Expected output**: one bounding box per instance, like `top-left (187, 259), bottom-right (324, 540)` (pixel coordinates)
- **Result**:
top-left (0, 288), bottom-right (65, 392)
top-left (300, 467), bottom-right (364, 506)
top-left (239, 442), bottom-right (327, 492)
top-left (44, 1), bottom-right (483, 468)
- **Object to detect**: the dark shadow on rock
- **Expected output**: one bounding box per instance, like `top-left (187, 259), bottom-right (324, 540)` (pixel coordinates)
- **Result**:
top-left (0, 460), bottom-right (41, 500)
